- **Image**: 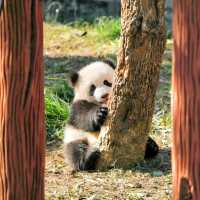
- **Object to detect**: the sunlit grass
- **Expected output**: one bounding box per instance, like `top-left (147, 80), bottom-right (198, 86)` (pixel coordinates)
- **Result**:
top-left (44, 17), bottom-right (120, 57)
top-left (45, 88), bottom-right (69, 142)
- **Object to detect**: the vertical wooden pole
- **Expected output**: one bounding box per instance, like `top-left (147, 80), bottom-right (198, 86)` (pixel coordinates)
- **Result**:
top-left (172, 1), bottom-right (200, 199)
top-left (0, 1), bottom-right (45, 199)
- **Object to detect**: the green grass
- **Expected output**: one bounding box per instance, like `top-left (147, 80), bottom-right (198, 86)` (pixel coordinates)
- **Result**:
top-left (46, 80), bottom-right (74, 103)
top-left (45, 88), bottom-right (69, 142)
top-left (65, 17), bottom-right (120, 41)
top-left (44, 17), bottom-right (120, 56)
top-left (93, 17), bottom-right (120, 41)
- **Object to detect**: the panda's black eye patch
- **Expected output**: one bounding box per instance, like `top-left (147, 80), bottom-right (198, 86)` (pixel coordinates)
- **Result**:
top-left (89, 84), bottom-right (96, 96)
top-left (103, 80), bottom-right (112, 87)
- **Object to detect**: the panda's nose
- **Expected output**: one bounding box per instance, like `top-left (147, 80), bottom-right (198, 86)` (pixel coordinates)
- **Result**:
top-left (101, 93), bottom-right (109, 99)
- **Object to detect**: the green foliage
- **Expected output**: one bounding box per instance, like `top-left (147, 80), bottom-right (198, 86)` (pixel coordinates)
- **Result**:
top-left (63, 16), bottom-right (121, 41)
top-left (45, 88), bottom-right (69, 142)
top-left (94, 17), bottom-right (120, 41)
top-left (44, 18), bottom-right (120, 57)
top-left (167, 31), bottom-right (172, 39)
top-left (48, 80), bottom-right (74, 103)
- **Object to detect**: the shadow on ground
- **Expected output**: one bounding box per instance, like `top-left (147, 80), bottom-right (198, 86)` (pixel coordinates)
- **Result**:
top-left (47, 139), bottom-right (171, 176)
top-left (133, 147), bottom-right (171, 175)
top-left (44, 54), bottom-right (116, 75)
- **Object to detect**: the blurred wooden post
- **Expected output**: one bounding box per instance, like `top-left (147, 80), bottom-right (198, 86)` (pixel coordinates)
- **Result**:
top-left (0, 1), bottom-right (45, 199)
top-left (172, 1), bottom-right (200, 199)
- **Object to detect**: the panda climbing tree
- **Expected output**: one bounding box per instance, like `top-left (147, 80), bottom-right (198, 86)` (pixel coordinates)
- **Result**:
top-left (64, 60), bottom-right (159, 171)
top-left (97, 0), bottom-right (166, 169)
top-left (64, 0), bottom-right (166, 171)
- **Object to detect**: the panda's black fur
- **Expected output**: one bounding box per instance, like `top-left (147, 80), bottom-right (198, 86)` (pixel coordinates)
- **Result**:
top-left (64, 60), bottom-right (159, 171)
top-left (68, 101), bottom-right (108, 132)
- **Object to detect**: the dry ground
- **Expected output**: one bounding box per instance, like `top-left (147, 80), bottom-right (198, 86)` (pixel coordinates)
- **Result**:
top-left (45, 143), bottom-right (171, 200)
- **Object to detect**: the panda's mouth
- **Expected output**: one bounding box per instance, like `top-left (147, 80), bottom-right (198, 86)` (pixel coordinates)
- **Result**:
top-left (100, 100), bottom-right (108, 104)
top-left (100, 95), bottom-right (109, 104)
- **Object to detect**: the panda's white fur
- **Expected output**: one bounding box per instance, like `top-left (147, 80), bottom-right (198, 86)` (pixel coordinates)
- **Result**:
top-left (73, 61), bottom-right (114, 103)
top-left (64, 125), bottom-right (98, 146)
top-left (64, 61), bottom-right (115, 171)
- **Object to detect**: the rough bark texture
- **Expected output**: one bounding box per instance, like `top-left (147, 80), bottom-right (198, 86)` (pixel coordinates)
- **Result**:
top-left (172, 1), bottom-right (200, 199)
top-left (0, 1), bottom-right (45, 199)
top-left (97, 0), bottom-right (166, 169)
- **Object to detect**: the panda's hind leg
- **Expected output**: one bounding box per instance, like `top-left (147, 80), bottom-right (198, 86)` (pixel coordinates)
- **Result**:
top-left (144, 137), bottom-right (159, 159)
top-left (64, 139), bottom-right (100, 171)
top-left (64, 139), bottom-right (88, 170)
top-left (84, 147), bottom-right (100, 170)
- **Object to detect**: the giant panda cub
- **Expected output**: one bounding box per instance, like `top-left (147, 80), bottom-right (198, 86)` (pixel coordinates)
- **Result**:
top-left (64, 60), bottom-right (159, 171)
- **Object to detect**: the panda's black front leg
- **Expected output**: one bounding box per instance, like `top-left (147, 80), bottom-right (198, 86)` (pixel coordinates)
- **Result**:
top-left (92, 106), bottom-right (108, 131)
top-left (68, 100), bottom-right (108, 132)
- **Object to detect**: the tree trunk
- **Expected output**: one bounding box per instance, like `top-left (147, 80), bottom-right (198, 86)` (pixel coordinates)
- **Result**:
top-left (172, 1), bottom-right (200, 200)
top-left (0, 1), bottom-right (45, 199)
top-left (97, 0), bottom-right (166, 169)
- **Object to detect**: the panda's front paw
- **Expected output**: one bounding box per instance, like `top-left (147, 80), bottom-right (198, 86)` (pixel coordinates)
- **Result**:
top-left (95, 106), bottom-right (108, 126)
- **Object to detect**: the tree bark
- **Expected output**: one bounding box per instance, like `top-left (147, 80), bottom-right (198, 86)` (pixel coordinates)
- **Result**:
top-left (0, 1), bottom-right (45, 199)
top-left (97, 0), bottom-right (166, 169)
top-left (172, 1), bottom-right (200, 200)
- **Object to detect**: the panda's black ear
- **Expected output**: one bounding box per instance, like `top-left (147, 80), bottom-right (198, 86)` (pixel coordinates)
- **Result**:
top-left (69, 71), bottom-right (79, 87)
top-left (102, 59), bottom-right (116, 69)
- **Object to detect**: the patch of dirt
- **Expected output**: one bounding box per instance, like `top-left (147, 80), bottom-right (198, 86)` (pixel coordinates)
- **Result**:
top-left (45, 143), bottom-right (172, 200)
